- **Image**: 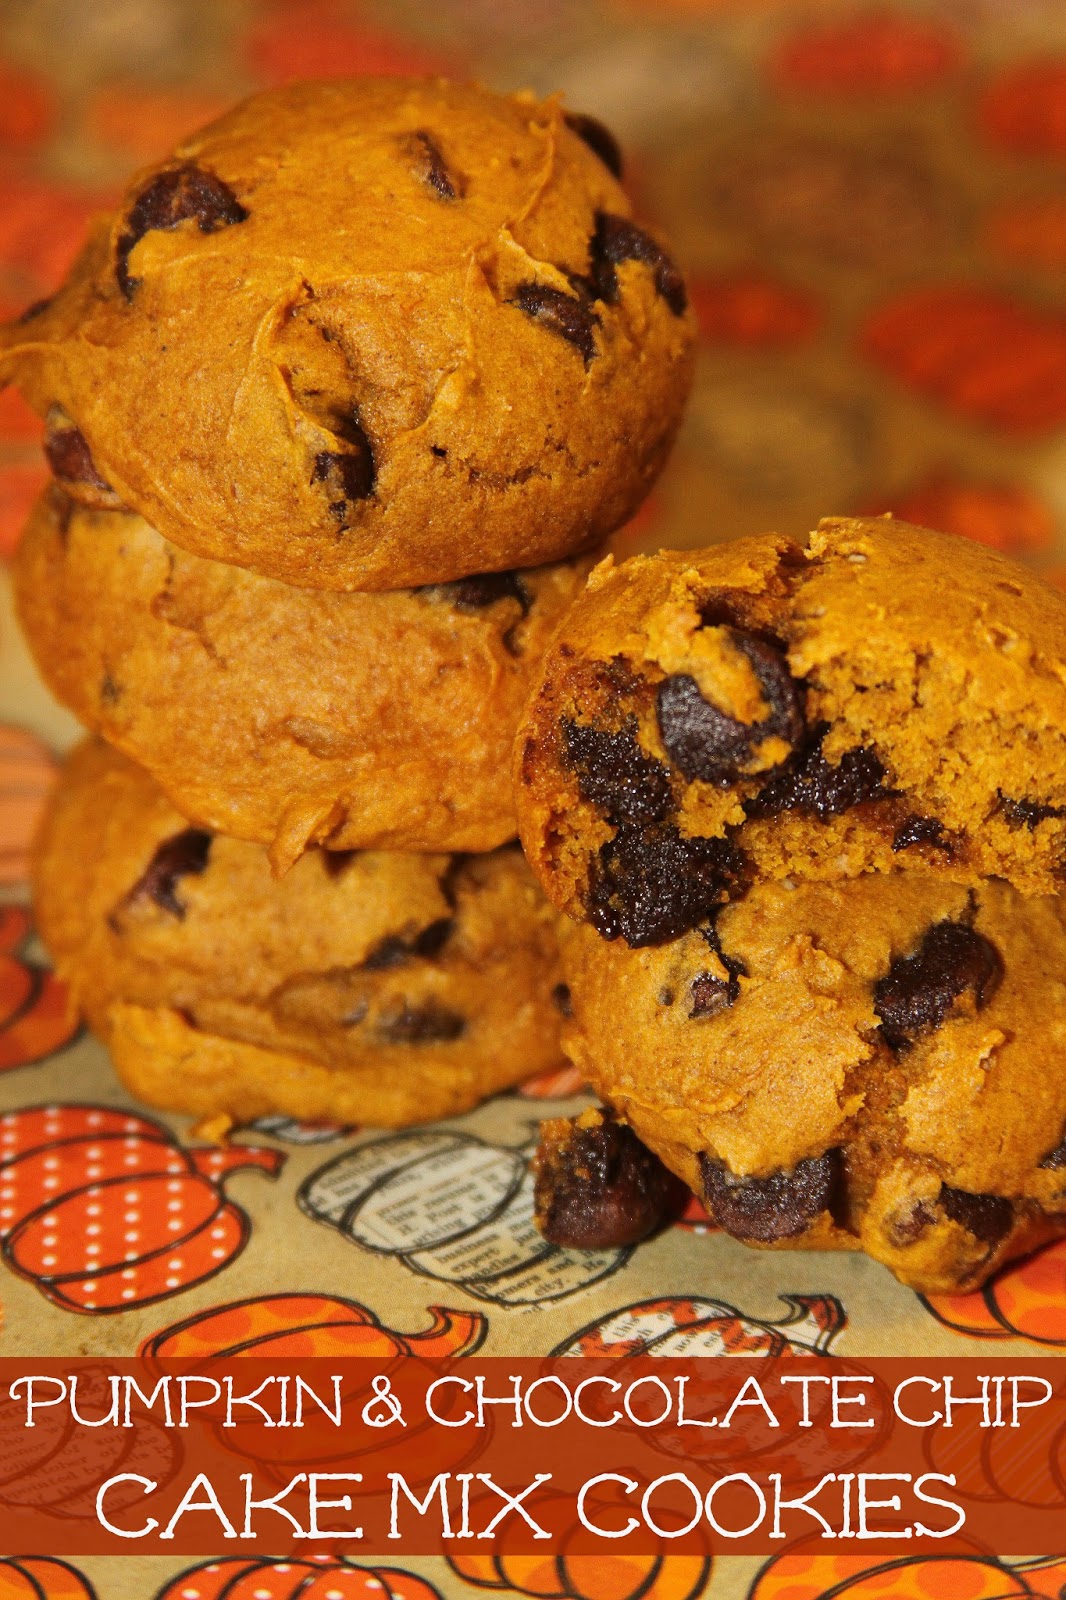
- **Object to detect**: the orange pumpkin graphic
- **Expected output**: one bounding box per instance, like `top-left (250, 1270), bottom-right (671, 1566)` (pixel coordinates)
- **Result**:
top-left (0, 1103), bottom-right (284, 1312)
top-left (985, 197), bottom-right (1066, 273)
top-left (0, 908), bottom-right (79, 1072)
top-left (0, 1557), bottom-right (96, 1598)
top-left (690, 273), bottom-right (820, 347)
top-left (748, 1552), bottom-right (1066, 1600)
top-left (771, 13), bottom-right (963, 95)
top-left (517, 1065), bottom-right (587, 1100)
top-left (142, 1291), bottom-right (486, 1360)
top-left (923, 1237), bottom-right (1066, 1345)
top-left (0, 463), bottom-right (49, 561)
top-left (142, 1296), bottom-right (486, 1492)
top-left (673, 1194), bottom-right (717, 1233)
top-left (979, 61), bottom-right (1066, 159)
top-left (0, 59), bottom-right (54, 151)
top-left (863, 475), bottom-right (1054, 555)
top-left (0, 725), bottom-right (57, 883)
top-left (862, 287), bottom-right (1066, 435)
top-left (155, 1555), bottom-right (442, 1600)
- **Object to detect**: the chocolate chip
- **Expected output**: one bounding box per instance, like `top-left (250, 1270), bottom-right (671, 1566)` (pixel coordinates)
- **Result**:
top-left (700, 1149), bottom-right (842, 1242)
top-left (689, 923), bottom-right (746, 1017)
top-left (362, 918), bottom-right (454, 969)
top-left (435, 571), bottom-right (531, 614)
top-left (564, 111), bottom-right (624, 179)
top-left (887, 1200), bottom-right (937, 1246)
top-left (998, 794), bottom-right (1066, 830)
top-left (411, 130), bottom-right (461, 199)
top-left (656, 631), bottom-right (803, 785)
top-left (312, 424), bottom-right (376, 514)
top-left (874, 920), bottom-right (1003, 1050)
top-left (534, 1111), bottom-right (685, 1249)
top-left (939, 1185), bottom-right (1013, 1245)
top-left (512, 283), bottom-right (600, 365)
top-left (588, 820), bottom-right (746, 946)
top-left (43, 410), bottom-right (113, 494)
top-left (376, 1000), bottom-right (466, 1044)
top-left (116, 164), bottom-right (248, 298)
top-left (126, 829), bottom-right (212, 919)
top-left (322, 850), bottom-right (358, 878)
top-left (745, 723), bottom-right (894, 821)
top-left (551, 983), bottom-right (573, 1018)
top-left (561, 717), bottom-right (673, 827)
top-left (590, 212), bottom-right (687, 316)
top-left (892, 815), bottom-right (951, 854)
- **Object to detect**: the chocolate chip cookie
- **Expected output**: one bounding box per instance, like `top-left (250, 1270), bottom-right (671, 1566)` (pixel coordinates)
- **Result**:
top-left (34, 741), bottom-right (566, 1128)
top-left (1, 79), bottom-right (694, 590)
top-left (17, 487), bottom-right (596, 869)
top-left (559, 873), bottom-right (1066, 1292)
top-left (515, 516), bottom-right (1066, 944)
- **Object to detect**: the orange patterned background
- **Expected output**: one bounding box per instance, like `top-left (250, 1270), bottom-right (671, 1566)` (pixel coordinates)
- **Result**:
top-left (1, 0), bottom-right (1066, 1595)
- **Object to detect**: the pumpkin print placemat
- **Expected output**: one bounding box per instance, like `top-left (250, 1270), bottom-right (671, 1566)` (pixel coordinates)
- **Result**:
top-left (1, 0), bottom-right (1066, 1594)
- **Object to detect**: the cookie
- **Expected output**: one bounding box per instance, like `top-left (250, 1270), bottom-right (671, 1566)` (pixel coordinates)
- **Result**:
top-left (34, 741), bottom-right (567, 1128)
top-left (515, 516), bottom-right (1066, 945)
top-left (1, 78), bottom-right (694, 590)
top-left (17, 487), bottom-right (597, 868)
top-left (558, 874), bottom-right (1066, 1292)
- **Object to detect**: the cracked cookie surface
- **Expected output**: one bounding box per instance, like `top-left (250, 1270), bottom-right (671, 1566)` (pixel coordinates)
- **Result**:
top-left (515, 516), bottom-right (1066, 932)
top-left (17, 487), bottom-right (596, 867)
top-left (34, 741), bottom-right (566, 1127)
top-left (0, 78), bottom-right (694, 589)
top-left (560, 874), bottom-right (1066, 1292)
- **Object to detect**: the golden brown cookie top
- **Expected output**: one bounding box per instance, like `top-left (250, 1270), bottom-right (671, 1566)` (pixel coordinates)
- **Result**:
top-left (2, 78), bottom-right (695, 589)
top-left (516, 516), bottom-right (1066, 940)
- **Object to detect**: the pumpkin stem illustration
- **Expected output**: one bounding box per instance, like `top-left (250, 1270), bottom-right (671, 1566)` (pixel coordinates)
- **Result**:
top-left (776, 1293), bottom-right (847, 1353)
top-left (187, 1143), bottom-right (285, 1181)
top-left (401, 1305), bottom-right (488, 1357)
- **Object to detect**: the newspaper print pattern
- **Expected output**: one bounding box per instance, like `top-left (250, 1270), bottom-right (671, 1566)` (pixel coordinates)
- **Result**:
top-left (298, 1129), bottom-right (629, 1307)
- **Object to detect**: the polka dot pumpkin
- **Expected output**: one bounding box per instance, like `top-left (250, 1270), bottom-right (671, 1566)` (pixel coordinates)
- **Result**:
top-left (0, 1556), bottom-right (96, 1598)
top-left (153, 1556), bottom-right (442, 1600)
top-left (748, 1553), bottom-right (1066, 1600)
top-left (0, 1104), bottom-right (284, 1312)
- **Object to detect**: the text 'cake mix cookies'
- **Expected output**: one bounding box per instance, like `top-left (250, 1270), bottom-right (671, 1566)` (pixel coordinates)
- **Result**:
top-left (0, 78), bottom-right (695, 589)
top-left (516, 515), bottom-right (1066, 1292)
top-left (34, 741), bottom-right (567, 1128)
top-left (16, 486), bottom-right (598, 868)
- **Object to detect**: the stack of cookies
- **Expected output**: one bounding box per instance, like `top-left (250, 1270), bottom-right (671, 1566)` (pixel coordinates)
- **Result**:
top-left (0, 79), bottom-right (695, 1129)
top-left (518, 517), bottom-right (1066, 1293)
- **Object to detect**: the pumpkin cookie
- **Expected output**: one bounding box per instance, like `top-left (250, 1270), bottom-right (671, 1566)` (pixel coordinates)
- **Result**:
top-left (557, 874), bottom-right (1066, 1293)
top-left (515, 516), bottom-right (1066, 944)
top-left (17, 487), bottom-right (596, 867)
top-left (34, 741), bottom-right (567, 1127)
top-left (1, 78), bottom-right (694, 589)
